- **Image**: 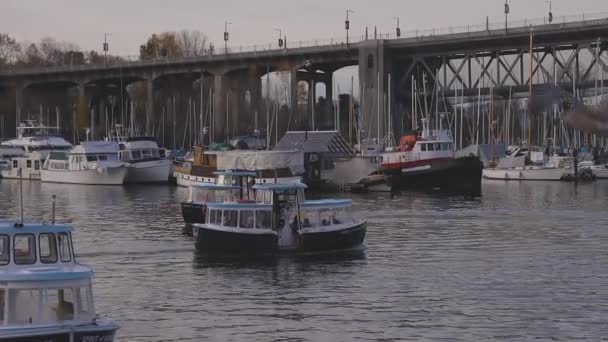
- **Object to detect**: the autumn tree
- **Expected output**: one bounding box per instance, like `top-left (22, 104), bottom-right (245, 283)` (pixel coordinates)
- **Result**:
top-left (139, 33), bottom-right (182, 60)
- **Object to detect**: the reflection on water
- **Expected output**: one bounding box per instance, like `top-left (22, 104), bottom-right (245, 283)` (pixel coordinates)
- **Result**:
top-left (1, 179), bottom-right (607, 341)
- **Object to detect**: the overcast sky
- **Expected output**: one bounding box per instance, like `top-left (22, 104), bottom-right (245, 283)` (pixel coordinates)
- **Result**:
top-left (3, 0), bottom-right (608, 57)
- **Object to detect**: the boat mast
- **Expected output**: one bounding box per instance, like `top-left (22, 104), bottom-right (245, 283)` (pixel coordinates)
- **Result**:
top-left (528, 26), bottom-right (534, 156)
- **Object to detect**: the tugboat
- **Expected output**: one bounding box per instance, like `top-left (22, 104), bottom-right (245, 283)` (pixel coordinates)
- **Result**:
top-left (381, 119), bottom-right (483, 191)
top-left (192, 183), bottom-right (366, 253)
top-left (0, 219), bottom-right (119, 341)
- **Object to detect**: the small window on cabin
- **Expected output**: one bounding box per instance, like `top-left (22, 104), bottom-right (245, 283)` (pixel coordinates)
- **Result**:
top-left (26, 160), bottom-right (31, 168)
top-left (86, 155), bottom-right (97, 162)
top-left (75, 286), bottom-right (93, 319)
top-left (0, 235), bottom-right (9, 265)
top-left (434, 143), bottom-right (440, 151)
top-left (98, 155), bottom-right (107, 161)
top-left (428, 144), bottom-right (435, 151)
top-left (421, 144), bottom-right (427, 152)
top-left (222, 210), bottom-right (238, 227)
top-left (255, 211), bottom-right (271, 229)
top-left (12, 160), bottom-right (17, 168)
top-left (319, 210), bottom-right (332, 226)
top-left (58, 233), bottom-right (71, 262)
top-left (239, 210), bottom-right (254, 228)
top-left (34, 161), bottom-right (40, 170)
top-left (9, 289), bottom-right (40, 325)
top-left (131, 150), bottom-right (142, 160)
top-left (39, 233), bottom-right (58, 264)
top-left (14, 234), bottom-right (36, 265)
top-left (39, 288), bottom-right (75, 322)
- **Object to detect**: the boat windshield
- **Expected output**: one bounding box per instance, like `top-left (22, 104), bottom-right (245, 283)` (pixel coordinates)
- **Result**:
top-left (301, 207), bottom-right (354, 228)
top-left (84, 153), bottom-right (118, 162)
top-left (207, 208), bottom-right (272, 229)
top-left (120, 148), bottom-right (161, 161)
top-left (3, 285), bottom-right (95, 326)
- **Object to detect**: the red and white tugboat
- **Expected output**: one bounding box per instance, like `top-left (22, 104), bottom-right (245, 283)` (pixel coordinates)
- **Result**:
top-left (381, 119), bottom-right (483, 191)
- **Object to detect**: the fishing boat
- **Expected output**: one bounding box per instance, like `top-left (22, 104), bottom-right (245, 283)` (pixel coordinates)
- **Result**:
top-left (380, 119), bottom-right (483, 190)
top-left (0, 219), bottom-right (119, 341)
top-left (192, 183), bottom-right (366, 253)
top-left (0, 121), bottom-right (72, 180)
top-left (41, 141), bottom-right (129, 185)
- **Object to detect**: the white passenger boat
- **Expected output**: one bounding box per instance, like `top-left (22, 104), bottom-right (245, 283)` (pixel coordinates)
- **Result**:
top-left (0, 220), bottom-right (119, 341)
top-left (41, 141), bottom-right (129, 185)
top-left (0, 121), bottom-right (72, 180)
top-left (118, 137), bottom-right (171, 183)
top-left (192, 183), bottom-right (367, 253)
top-left (483, 155), bottom-right (574, 181)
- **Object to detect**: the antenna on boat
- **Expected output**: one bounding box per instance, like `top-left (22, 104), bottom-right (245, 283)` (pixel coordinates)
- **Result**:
top-left (51, 195), bottom-right (56, 224)
top-left (18, 168), bottom-right (24, 227)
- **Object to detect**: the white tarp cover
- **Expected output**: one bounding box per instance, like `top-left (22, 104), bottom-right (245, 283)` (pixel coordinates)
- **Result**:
top-left (497, 155), bottom-right (526, 169)
top-left (217, 150), bottom-right (304, 175)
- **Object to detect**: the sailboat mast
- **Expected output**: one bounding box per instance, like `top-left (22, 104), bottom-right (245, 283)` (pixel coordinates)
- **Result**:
top-left (528, 27), bottom-right (534, 153)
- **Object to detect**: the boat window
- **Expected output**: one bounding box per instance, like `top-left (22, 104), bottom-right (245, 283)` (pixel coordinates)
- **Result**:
top-left (0, 235), bottom-right (9, 265)
top-left (14, 234), bottom-right (36, 265)
top-left (34, 160), bottom-right (40, 170)
top-left (319, 210), bottom-right (332, 226)
top-left (86, 155), bottom-right (97, 162)
top-left (209, 209), bottom-right (220, 225)
top-left (222, 210), bottom-right (238, 227)
top-left (39, 233), bottom-right (58, 264)
top-left (420, 144), bottom-right (427, 152)
top-left (26, 160), bottom-right (31, 168)
top-left (98, 155), bottom-right (108, 161)
top-left (0, 289), bottom-right (4, 323)
top-left (302, 211), bottom-right (319, 228)
top-left (239, 210), bottom-right (255, 228)
top-left (75, 286), bottom-right (94, 319)
top-left (131, 150), bottom-right (142, 160)
top-left (38, 288), bottom-right (74, 323)
top-left (8, 289), bottom-right (40, 325)
top-left (255, 210), bottom-right (271, 229)
top-left (58, 233), bottom-right (71, 262)
top-left (427, 144), bottom-right (435, 151)
top-left (12, 160), bottom-right (17, 168)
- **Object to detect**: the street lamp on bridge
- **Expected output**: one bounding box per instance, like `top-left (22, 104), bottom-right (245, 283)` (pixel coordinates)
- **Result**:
top-left (345, 9), bottom-right (354, 47)
top-left (224, 21), bottom-right (232, 54)
top-left (103, 33), bottom-right (111, 67)
top-left (546, 0), bottom-right (553, 23)
top-left (274, 28), bottom-right (284, 48)
top-left (394, 17), bottom-right (401, 38)
top-left (504, 0), bottom-right (510, 31)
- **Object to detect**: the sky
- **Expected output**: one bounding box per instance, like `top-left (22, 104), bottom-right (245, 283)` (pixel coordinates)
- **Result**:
top-left (3, 0), bottom-right (608, 57)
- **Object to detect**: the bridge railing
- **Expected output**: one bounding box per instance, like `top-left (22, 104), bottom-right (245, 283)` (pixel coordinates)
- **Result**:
top-left (1, 11), bottom-right (607, 76)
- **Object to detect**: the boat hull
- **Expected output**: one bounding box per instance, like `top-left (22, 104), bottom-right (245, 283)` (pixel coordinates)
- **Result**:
top-left (194, 226), bottom-right (279, 253)
top-left (300, 222), bottom-right (367, 252)
top-left (125, 159), bottom-right (171, 183)
top-left (0, 322), bottom-right (118, 342)
top-left (41, 167), bottom-right (128, 185)
top-left (193, 221), bottom-right (366, 254)
top-left (482, 167), bottom-right (566, 181)
top-left (181, 202), bottom-right (206, 226)
top-left (383, 156), bottom-right (483, 190)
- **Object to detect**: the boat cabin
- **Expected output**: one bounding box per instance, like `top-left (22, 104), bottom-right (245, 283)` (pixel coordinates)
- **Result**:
top-left (203, 183), bottom-right (355, 232)
top-left (0, 221), bottom-right (96, 327)
top-left (118, 137), bottom-right (163, 163)
top-left (187, 171), bottom-right (257, 204)
top-left (45, 141), bottom-right (121, 171)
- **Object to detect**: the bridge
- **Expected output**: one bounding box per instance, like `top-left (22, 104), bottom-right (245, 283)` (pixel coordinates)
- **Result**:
top-left (1, 12), bottom-right (607, 145)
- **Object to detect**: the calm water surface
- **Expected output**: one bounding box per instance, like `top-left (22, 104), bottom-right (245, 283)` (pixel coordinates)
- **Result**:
top-left (1, 180), bottom-right (607, 341)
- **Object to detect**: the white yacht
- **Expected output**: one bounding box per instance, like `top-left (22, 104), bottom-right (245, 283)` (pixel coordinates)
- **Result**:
top-left (41, 141), bottom-right (129, 185)
top-left (0, 121), bottom-right (72, 180)
top-left (0, 220), bottom-right (119, 341)
top-left (118, 137), bottom-right (171, 183)
top-left (483, 153), bottom-right (575, 181)
top-left (578, 161), bottom-right (608, 179)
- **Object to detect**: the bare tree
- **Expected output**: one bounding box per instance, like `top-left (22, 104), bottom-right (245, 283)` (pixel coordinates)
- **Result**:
top-left (176, 30), bottom-right (208, 57)
top-left (0, 33), bottom-right (20, 66)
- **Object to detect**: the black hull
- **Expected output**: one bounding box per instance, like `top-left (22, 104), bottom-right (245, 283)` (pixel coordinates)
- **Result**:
top-left (385, 156), bottom-right (483, 191)
top-left (194, 222), bottom-right (366, 254)
top-left (195, 227), bottom-right (278, 253)
top-left (300, 222), bottom-right (367, 252)
top-left (2, 329), bottom-right (116, 342)
top-left (181, 202), bottom-right (206, 225)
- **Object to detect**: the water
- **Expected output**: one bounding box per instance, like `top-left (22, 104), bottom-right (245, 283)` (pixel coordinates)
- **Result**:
top-left (1, 180), bottom-right (607, 341)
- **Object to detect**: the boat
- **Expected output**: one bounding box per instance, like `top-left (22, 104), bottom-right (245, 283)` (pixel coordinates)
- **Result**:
top-left (332, 140), bottom-right (388, 192)
top-left (482, 152), bottom-right (589, 181)
top-left (0, 219), bottom-right (119, 341)
top-left (192, 182), bottom-right (366, 254)
top-left (578, 161), bottom-right (608, 179)
top-left (174, 146), bottom-right (303, 187)
top-left (118, 137), bottom-right (171, 183)
top-left (0, 121), bottom-right (72, 180)
top-left (41, 141), bottom-right (129, 185)
top-left (380, 119), bottom-right (483, 190)
top-left (107, 124), bottom-right (171, 183)
top-left (181, 170), bottom-right (258, 229)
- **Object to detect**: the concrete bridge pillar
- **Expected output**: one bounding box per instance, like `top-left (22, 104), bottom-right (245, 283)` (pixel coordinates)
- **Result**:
top-left (213, 72), bottom-right (226, 142)
top-left (15, 84), bottom-right (24, 127)
top-left (76, 82), bottom-right (88, 140)
top-left (146, 77), bottom-right (155, 136)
